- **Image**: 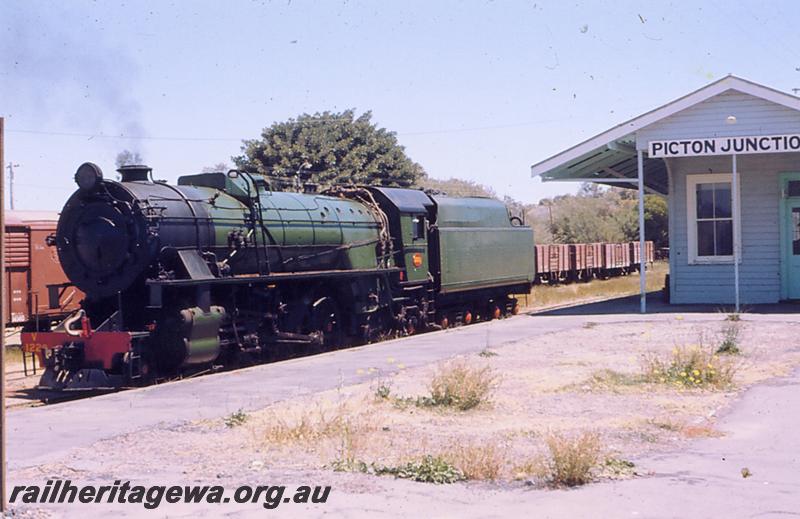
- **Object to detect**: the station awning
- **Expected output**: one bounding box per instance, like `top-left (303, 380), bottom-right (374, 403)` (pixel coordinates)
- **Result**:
top-left (532, 138), bottom-right (669, 195)
top-left (530, 75), bottom-right (800, 196)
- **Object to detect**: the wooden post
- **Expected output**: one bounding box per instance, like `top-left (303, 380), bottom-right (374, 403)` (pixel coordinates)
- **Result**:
top-left (0, 116), bottom-right (7, 512)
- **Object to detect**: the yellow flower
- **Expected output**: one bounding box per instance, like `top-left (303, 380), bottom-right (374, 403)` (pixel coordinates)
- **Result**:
top-left (680, 371), bottom-right (687, 377)
top-left (707, 363), bottom-right (714, 369)
top-left (659, 377), bottom-right (666, 383)
top-left (356, 368), bottom-right (365, 375)
top-left (692, 370), bottom-right (700, 376)
top-left (709, 370), bottom-right (716, 376)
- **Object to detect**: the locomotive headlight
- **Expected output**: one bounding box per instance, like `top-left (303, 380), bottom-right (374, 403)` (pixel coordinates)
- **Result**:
top-left (412, 253), bottom-right (423, 268)
top-left (75, 162), bottom-right (104, 191)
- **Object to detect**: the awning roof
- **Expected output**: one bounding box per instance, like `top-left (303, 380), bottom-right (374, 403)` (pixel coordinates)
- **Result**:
top-left (530, 75), bottom-right (800, 196)
top-left (539, 138), bottom-right (669, 194)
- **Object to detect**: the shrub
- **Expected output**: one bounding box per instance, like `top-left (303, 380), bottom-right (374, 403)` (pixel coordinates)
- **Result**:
top-left (446, 443), bottom-right (504, 481)
top-left (539, 432), bottom-right (603, 487)
top-left (426, 361), bottom-right (498, 411)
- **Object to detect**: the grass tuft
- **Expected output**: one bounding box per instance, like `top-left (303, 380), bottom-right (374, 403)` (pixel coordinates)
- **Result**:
top-left (426, 361), bottom-right (498, 411)
top-left (538, 431), bottom-right (603, 487)
top-left (445, 443), bottom-right (504, 481)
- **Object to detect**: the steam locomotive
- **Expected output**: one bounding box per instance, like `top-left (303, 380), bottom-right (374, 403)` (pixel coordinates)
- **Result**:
top-left (22, 163), bottom-right (535, 391)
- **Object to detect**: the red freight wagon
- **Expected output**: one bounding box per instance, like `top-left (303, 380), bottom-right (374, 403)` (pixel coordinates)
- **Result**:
top-left (569, 243), bottom-right (603, 281)
top-left (601, 243), bottom-right (631, 277)
top-left (4, 211), bottom-right (83, 329)
top-left (535, 244), bottom-right (570, 283)
top-left (629, 241), bottom-right (655, 270)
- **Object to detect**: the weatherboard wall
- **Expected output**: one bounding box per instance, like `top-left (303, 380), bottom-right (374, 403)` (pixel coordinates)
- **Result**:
top-left (665, 154), bottom-right (800, 304)
top-left (637, 90), bottom-right (800, 150)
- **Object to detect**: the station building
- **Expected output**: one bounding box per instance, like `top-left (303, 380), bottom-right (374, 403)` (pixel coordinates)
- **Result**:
top-left (531, 75), bottom-right (800, 306)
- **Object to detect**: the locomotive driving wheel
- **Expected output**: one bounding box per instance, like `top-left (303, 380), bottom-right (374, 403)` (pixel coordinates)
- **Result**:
top-left (307, 296), bottom-right (343, 350)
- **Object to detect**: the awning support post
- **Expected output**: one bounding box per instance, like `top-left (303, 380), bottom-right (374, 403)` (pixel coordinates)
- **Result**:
top-left (732, 154), bottom-right (740, 312)
top-left (638, 149), bottom-right (646, 314)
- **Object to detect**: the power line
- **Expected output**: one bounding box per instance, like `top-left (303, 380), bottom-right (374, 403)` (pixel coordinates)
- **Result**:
top-left (6, 116), bottom-right (572, 142)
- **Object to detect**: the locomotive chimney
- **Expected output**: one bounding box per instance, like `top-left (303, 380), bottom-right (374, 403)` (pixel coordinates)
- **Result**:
top-left (117, 164), bottom-right (152, 182)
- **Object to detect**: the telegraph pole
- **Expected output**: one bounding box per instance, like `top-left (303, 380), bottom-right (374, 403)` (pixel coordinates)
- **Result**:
top-left (0, 116), bottom-right (7, 513)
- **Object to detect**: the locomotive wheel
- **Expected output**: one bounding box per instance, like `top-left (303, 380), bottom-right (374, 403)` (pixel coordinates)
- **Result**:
top-left (491, 305), bottom-right (502, 320)
top-left (440, 316), bottom-right (449, 329)
top-left (464, 311), bottom-right (473, 325)
top-left (309, 296), bottom-right (343, 350)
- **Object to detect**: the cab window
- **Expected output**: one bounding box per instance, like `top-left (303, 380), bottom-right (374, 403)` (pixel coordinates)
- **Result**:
top-left (412, 216), bottom-right (426, 240)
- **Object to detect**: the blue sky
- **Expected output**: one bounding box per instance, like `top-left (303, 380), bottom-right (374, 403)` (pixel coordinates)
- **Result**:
top-left (2, 0), bottom-right (800, 210)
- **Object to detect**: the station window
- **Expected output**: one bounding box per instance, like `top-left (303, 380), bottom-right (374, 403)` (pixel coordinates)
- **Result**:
top-left (411, 216), bottom-right (426, 240)
top-left (687, 174), bottom-right (739, 264)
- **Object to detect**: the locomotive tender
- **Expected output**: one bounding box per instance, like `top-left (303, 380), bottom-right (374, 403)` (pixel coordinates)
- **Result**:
top-left (23, 163), bottom-right (535, 390)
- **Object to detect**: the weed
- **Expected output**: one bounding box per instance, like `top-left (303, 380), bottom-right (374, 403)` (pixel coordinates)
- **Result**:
top-left (375, 456), bottom-right (466, 484)
top-left (681, 424), bottom-right (723, 438)
top-left (641, 344), bottom-right (737, 389)
top-left (478, 348), bottom-right (498, 358)
top-left (538, 431), bottom-right (603, 487)
top-left (224, 409), bottom-right (248, 428)
top-left (263, 403), bottom-right (377, 452)
top-left (584, 369), bottom-right (642, 390)
top-left (647, 417), bottom-right (683, 432)
top-left (446, 443), bottom-right (504, 481)
top-left (716, 322), bottom-right (741, 355)
top-left (599, 457), bottom-right (636, 479)
top-left (726, 313), bottom-right (741, 322)
top-left (426, 361), bottom-right (498, 411)
top-left (582, 321), bottom-right (597, 329)
top-left (374, 384), bottom-right (392, 400)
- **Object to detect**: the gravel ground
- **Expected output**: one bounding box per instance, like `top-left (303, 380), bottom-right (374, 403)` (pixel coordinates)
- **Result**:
top-left (7, 312), bottom-right (800, 518)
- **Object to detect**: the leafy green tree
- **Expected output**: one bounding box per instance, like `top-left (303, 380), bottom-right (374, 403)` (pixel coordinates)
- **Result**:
top-left (542, 185), bottom-right (668, 245)
top-left (417, 174), bottom-right (497, 198)
top-left (234, 110), bottom-right (424, 190)
top-left (642, 194), bottom-right (669, 248)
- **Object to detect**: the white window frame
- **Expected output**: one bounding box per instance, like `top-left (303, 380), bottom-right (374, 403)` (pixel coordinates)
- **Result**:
top-left (686, 173), bottom-right (741, 265)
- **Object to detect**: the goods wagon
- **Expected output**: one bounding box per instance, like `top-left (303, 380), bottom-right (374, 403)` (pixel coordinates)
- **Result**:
top-left (629, 241), bottom-right (655, 270)
top-left (534, 244), bottom-right (570, 283)
top-left (601, 242), bottom-right (631, 277)
top-left (569, 243), bottom-right (603, 281)
top-left (4, 211), bottom-right (83, 329)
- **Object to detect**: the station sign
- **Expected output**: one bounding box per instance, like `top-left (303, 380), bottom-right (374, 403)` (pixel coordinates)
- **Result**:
top-left (649, 133), bottom-right (800, 158)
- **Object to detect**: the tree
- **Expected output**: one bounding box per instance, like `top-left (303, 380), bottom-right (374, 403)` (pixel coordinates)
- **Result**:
top-left (417, 174), bottom-right (497, 198)
top-left (115, 149), bottom-right (143, 168)
top-left (642, 195), bottom-right (669, 248)
top-left (540, 185), bottom-right (668, 246)
top-left (234, 110), bottom-right (424, 190)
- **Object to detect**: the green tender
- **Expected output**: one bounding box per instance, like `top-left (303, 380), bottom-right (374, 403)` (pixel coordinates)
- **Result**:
top-left (431, 195), bottom-right (535, 294)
